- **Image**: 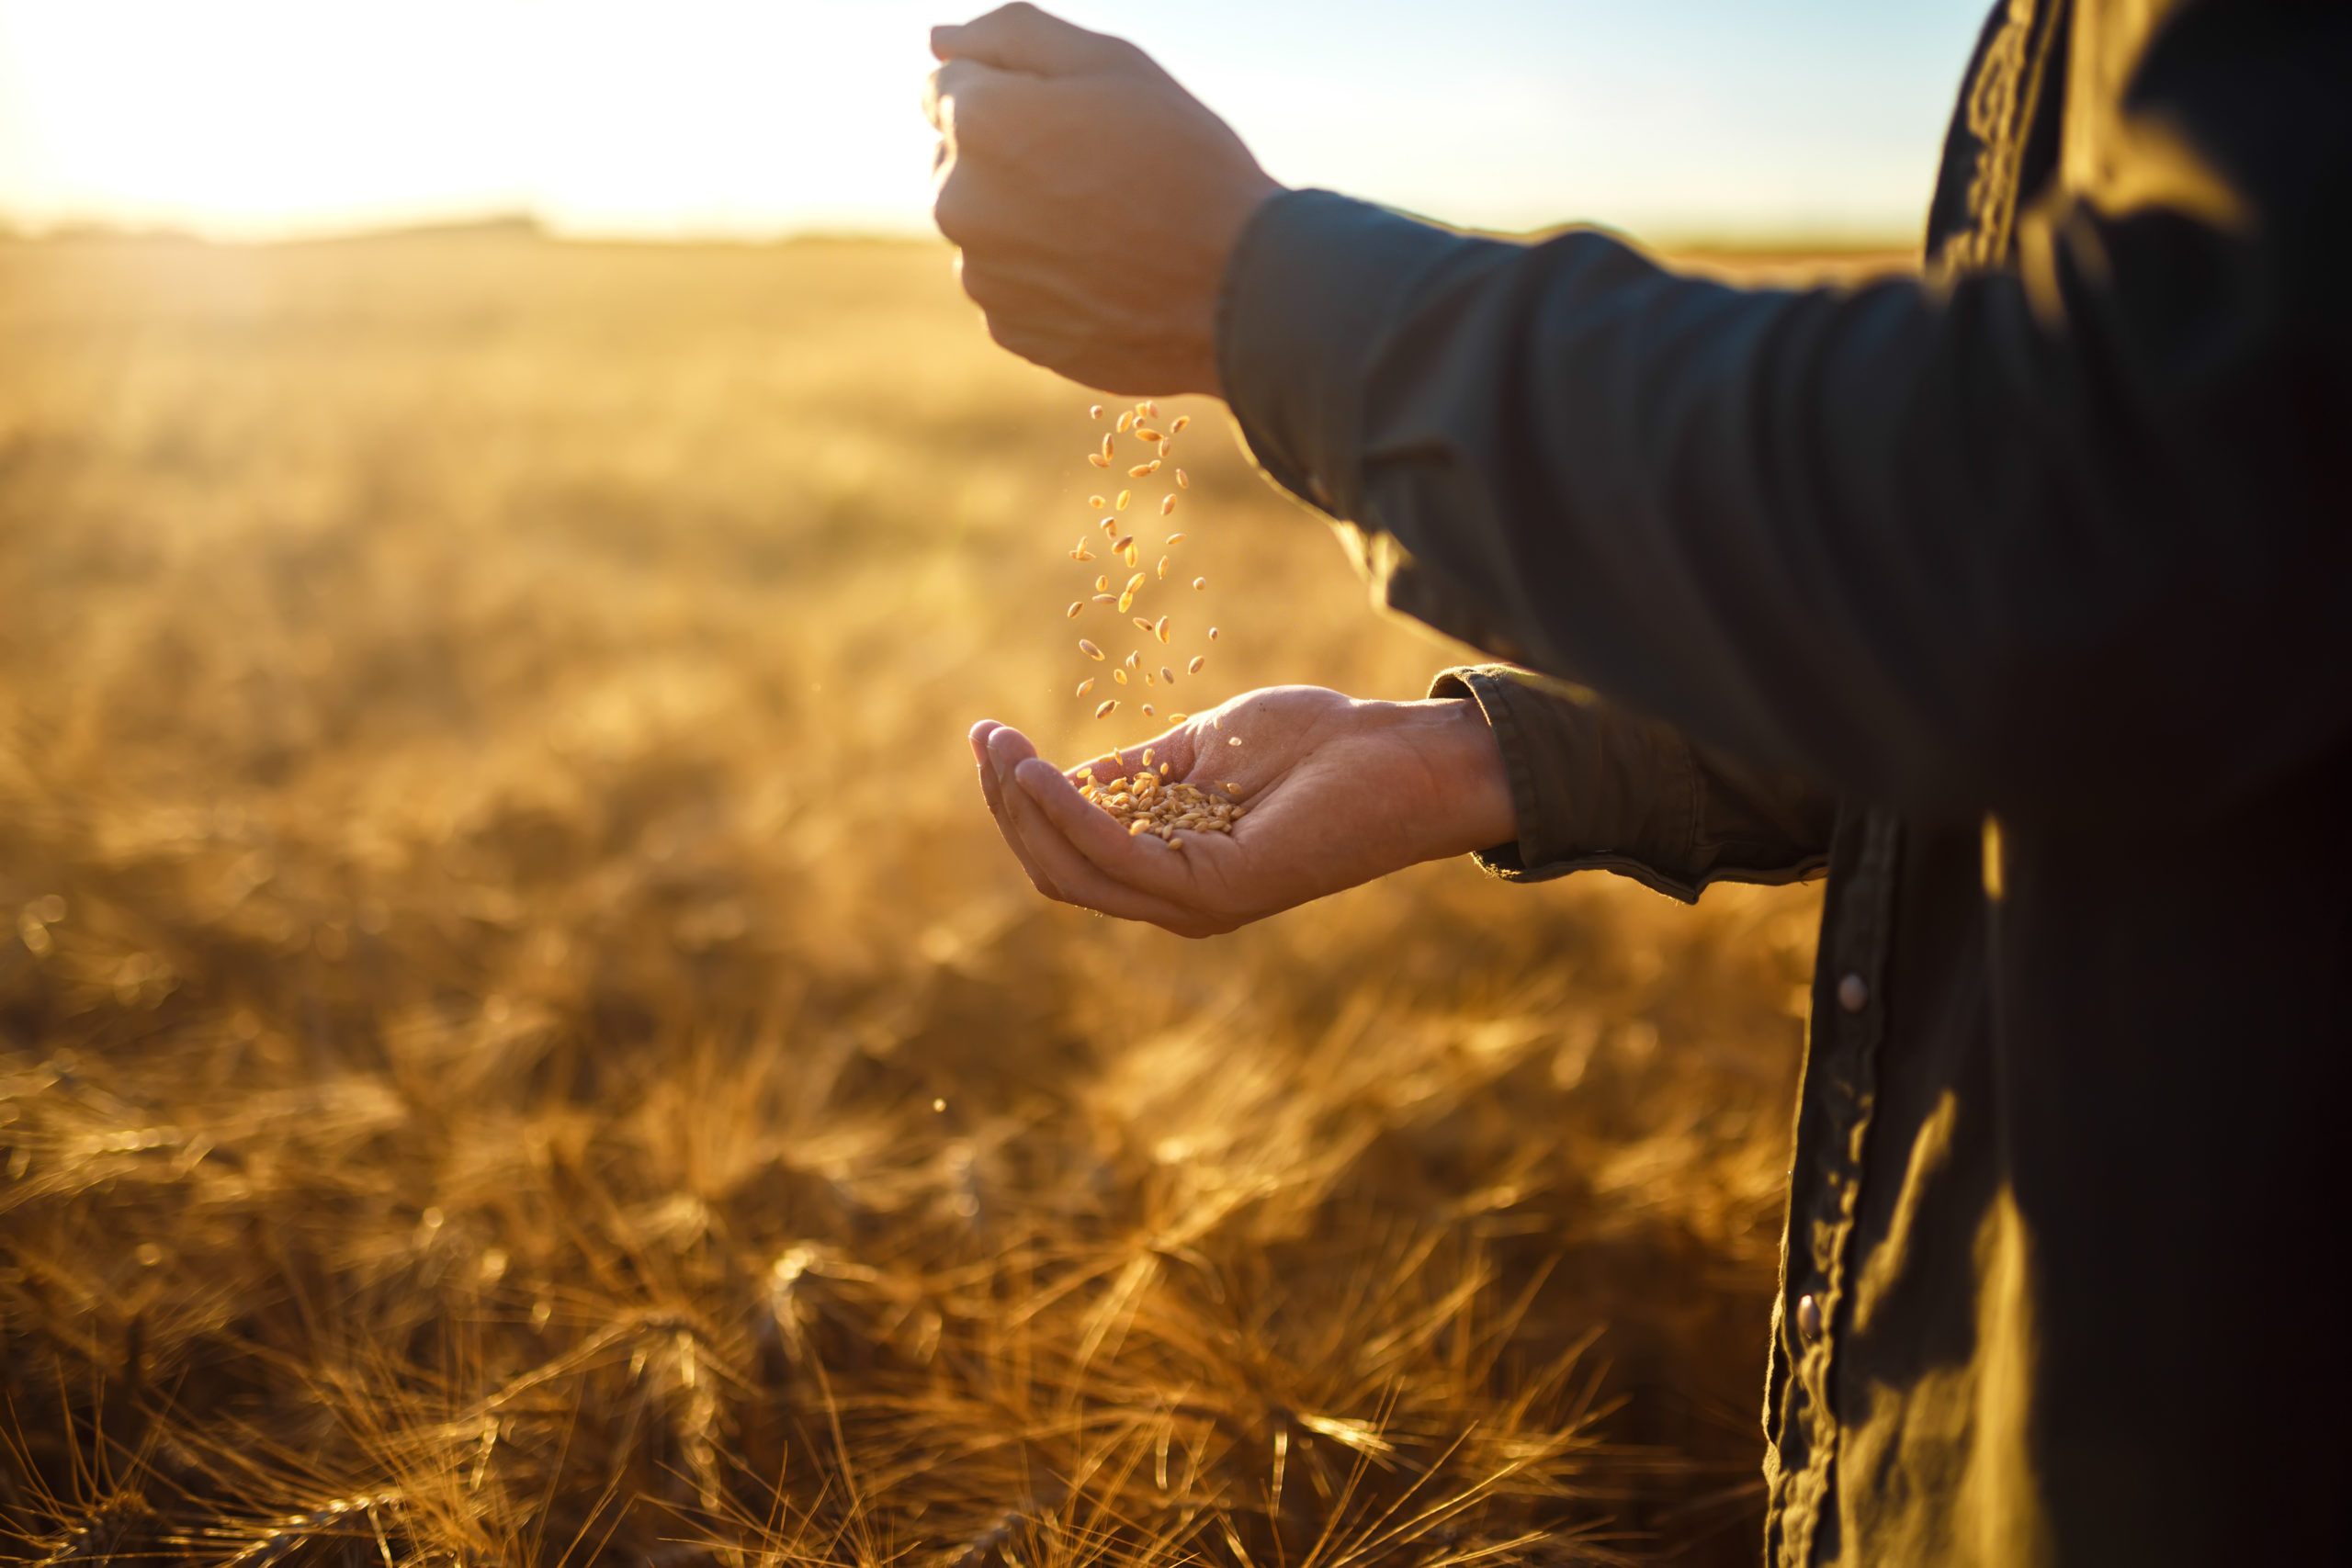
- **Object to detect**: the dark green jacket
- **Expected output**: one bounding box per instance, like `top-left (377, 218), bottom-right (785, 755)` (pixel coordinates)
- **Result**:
top-left (1216, 0), bottom-right (2352, 1561)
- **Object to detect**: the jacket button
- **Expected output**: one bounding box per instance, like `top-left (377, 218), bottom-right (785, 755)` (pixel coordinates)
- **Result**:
top-left (1796, 1292), bottom-right (1823, 1344)
top-left (1837, 973), bottom-right (1870, 1013)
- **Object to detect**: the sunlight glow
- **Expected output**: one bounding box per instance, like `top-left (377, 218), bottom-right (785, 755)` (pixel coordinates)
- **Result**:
top-left (0, 0), bottom-right (1991, 243)
top-left (0, 1), bottom-right (939, 238)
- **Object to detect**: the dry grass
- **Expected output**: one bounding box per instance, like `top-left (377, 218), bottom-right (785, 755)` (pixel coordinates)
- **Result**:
top-left (0, 230), bottom-right (1847, 1566)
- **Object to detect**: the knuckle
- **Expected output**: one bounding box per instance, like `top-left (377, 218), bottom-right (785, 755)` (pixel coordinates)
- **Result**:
top-left (933, 184), bottom-right (978, 245)
top-left (981, 309), bottom-right (1026, 350)
top-left (933, 62), bottom-right (995, 123)
top-left (944, 86), bottom-right (989, 138)
top-left (958, 262), bottom-right (1009, 313)
top-left (978, 301), bottom-right (1048, 355)
top-left (995, 319), bottom-right (1082, 372)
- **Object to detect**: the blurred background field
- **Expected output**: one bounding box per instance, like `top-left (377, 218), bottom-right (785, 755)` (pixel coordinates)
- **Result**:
top-left (0, 230), bottom-right (1868, 1565)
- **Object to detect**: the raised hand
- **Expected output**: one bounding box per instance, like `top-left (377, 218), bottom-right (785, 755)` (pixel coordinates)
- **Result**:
top-left (969, 686), bottom-right (1517, 937)
top-left (923, 4), bottom-right (1283, 394)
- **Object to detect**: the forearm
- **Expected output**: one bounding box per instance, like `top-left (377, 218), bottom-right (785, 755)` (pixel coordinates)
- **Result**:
top-left (1433, 666), bottom-right (1835, 900)
top-left (1221, 28), bottom-right (2352, 827)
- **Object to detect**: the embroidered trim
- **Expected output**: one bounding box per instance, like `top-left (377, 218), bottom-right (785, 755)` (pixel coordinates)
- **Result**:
top-left (1944, 0), bottom-right (2069, 269)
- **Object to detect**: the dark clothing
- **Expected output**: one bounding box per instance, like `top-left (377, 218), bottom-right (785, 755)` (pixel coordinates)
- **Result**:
top-left (1215, 0), bottom-right (2352, 1562)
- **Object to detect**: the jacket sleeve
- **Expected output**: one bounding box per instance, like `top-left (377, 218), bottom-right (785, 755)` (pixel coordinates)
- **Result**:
top-left (1430, 664), bottom-right (1836, 902)
top-left (1217, 0), bottom-right (2352, 824)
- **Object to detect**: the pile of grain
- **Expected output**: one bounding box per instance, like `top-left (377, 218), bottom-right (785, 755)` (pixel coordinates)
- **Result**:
top-left (1079, 749), bottom-right (1248, 844)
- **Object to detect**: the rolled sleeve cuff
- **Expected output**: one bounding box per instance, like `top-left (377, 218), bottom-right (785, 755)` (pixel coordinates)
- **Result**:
top-left (1216, 188), bottom-right (1474, 518)
top-left (1428, 665), bottom-right (1711, 904)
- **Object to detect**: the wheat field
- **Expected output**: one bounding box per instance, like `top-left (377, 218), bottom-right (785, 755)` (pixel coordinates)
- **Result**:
top-left (0, 229), bottom-right (1865, 1565)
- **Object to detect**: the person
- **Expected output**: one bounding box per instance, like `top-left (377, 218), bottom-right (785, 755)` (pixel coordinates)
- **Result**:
top-left (924, 2), bottom-right (2351, 1562)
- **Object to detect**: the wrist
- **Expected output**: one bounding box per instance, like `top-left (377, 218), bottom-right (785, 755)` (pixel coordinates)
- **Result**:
top-left (1403, 697), bottom-right (1519, 860)
top-left (1198, 174), bottom-right (1284, 398)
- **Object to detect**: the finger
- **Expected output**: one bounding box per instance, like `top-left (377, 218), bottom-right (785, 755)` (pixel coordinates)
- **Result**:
top-left (931, 129), bottom-right (1031, 249)
top-left (1011, 812), bottom-right (1208, 931)
top-left (954, 251), bottom-right (1051, 320)
top-left (970, 720), bottom-right (1063, 898)
top-left (991, 736), bottom-right (1211, 930)
top-left (932, 3), bottom-right (1124, 75)
top-left (974, 720), bottom-right (1061, 896)
top-left (972, 309), bottom-right (1091, 382)
top-left (922, 56), bottom-right (1004, 144)
top-left (939, 259), bottom-right (1148, 389)
top-left (1012, 755), bottom-right (1204, 906)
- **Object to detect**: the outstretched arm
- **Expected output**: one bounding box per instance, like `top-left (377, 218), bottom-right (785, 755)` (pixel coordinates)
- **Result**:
top-left (969, 675), bottom-right (1836, 934)
top-left (967, 688), bottom-right (1514, 938)
top-left (930, 2), bottom-right (2352, 823)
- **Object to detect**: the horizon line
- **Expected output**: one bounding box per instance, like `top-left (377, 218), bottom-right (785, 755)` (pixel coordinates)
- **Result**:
top-left (0, 206), bottom-right (1924, 256)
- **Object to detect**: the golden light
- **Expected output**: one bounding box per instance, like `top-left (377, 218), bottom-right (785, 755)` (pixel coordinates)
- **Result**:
top-left (0, 0), bottom-right (943, 238)
top-left (0, 0), bottom-right (1985, 243)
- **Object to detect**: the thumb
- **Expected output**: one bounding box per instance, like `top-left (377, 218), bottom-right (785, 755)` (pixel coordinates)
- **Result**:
top-left (931, 3), bottom-right (1125, 74)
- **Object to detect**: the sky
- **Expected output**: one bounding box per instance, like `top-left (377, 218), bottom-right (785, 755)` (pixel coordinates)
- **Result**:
top-left (0, 0), bottom-right (1993, 243)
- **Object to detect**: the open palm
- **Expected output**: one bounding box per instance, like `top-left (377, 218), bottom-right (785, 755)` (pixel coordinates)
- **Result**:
top-left (969, 685), bottom-right (1514, 937)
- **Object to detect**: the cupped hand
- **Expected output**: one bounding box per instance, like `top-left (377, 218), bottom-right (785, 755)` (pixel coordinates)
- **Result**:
top-left (923, 4), bottom-right (1283, 394)
top-left (968, 687), bottom-right (1518, 938)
